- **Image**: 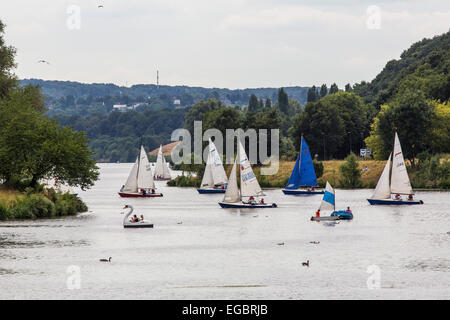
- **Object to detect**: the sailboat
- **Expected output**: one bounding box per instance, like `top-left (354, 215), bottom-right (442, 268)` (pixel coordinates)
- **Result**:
top-left (218, 140), bottom-right (277, 208)
top-left (367, 132), bottom-right (423, 205)
top-left (197, 138), bottom-right (228, 194)
top-left (118, 145), bottom-right (163, 198)
top-left (154, 145), bottom-right (172, 181)
top-left (282, 136), bottom-right (323, 195)
top-left (310, 181), bottom-right (353, 221)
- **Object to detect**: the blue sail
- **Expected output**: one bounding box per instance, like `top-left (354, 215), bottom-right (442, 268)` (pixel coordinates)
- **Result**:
top-left (285, 155), bottom-right (301, 189)
top-left (299, 136), bottom-right (318, 187)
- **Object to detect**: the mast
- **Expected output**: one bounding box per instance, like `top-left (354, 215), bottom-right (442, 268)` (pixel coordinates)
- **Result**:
top-left (136, 136), bottom-right (142, 186)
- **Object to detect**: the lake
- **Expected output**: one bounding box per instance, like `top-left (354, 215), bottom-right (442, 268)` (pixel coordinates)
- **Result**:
top-left (0, 163), bottom-right (449, 299)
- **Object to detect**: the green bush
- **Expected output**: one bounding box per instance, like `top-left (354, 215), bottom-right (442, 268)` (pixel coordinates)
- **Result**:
top-left (339, 152), bottom-right (363, 188)
top-left (0, 190), bottom-right (87, 220)
top-left (167, 175), bottom-right (201, 187)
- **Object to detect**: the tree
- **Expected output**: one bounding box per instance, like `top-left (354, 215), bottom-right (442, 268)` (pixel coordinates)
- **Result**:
top-left (0, 20), bottom-right (17, 98)
top-left (265, 98), bottom-right (272, 109)
top-left (184, 98), bottom-right (222, 136)
top-left (329, 83), bottom-right (339, 94)
top-left (248, 94), bottom-right (259, 112)
top-left (307, 86), bottom-right (318, 102)
top-left (0, 89), bottom-right (99, 189)
top-left (277, 88), bottom-right (289, 113)
top-left (366, 89), bottom-right (434, 166)
top-left (345, 83), bottom-right (353, 92)
top-left (289, 100), bottom-right (346, 160)
top-left (339, 153), bottom-right (362, 188)
top-left (319, 84), bottom-right (328, 98)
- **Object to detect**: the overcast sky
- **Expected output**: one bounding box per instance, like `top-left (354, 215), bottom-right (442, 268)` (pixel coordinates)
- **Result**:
top-left (1, 0), bottom-right (449, 89)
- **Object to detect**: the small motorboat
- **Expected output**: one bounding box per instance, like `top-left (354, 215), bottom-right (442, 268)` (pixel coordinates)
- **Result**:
top-left (122, 205), bottom-right (154, 228)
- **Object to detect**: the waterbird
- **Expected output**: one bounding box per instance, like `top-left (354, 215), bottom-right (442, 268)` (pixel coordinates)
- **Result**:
top-left (177, 221), bottom-right (183, 225)
top-left (37, 60), bottom-right (50, 64)
top-left (100, 257), bottom-right (111, 262)
top-left (98, 5), bottom-right (104, 8)
top-left (309, 241), bottom-right (320, 244)
top-left (277, 242), bottom-right (285, 246)
top-left (302, 260), bottom-right (310, 267)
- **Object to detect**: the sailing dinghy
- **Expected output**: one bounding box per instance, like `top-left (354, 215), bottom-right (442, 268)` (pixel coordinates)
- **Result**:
top-left (367, 132), bottom-right (423, 205)
top-left (311, 182), bottom-right (353, 221)
top-left (154, 145), bottom-right (172, 181)
top-left (118, 145), bottom-right (163, 198)
top-left (197, 138), bottom-right (228, 194)
top-left (282, 136), bottom-right (323, 195)
top-left (218, 140), bottom-right (277, 209)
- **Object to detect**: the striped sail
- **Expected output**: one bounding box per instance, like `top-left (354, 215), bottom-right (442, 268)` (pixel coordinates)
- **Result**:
top-left (319, 181), bottom-right (335, 211)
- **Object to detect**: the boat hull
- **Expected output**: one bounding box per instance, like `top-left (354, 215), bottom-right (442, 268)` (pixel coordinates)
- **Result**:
top-left (197, 188), bottom-right (226, 194)
top-left (367, 199), bottom-right (423, 205)
top-left (124, 223), bottom-right (154, 228)
top-left (282, 189), bottom-right (324, 195)
top-left (310, 216), bottom-right (340, 221)
top-left (118, 192), bottom-right (163, 198)
top-left (218, 202), bottom-right (277, 209)
top-left (154, 177), bottom-right (171, 181)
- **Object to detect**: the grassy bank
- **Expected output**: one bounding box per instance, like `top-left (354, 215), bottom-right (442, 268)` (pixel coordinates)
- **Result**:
top-left (168, 158), bottom-right (449, 189)
top-left (0, 186), bottom-right (88, 220)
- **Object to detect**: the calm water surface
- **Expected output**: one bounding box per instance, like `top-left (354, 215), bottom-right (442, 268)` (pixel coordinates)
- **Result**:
top-left (0, 163), bottom-right (449, 299)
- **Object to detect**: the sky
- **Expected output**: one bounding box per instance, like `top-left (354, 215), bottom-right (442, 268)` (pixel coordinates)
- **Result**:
top-left (1, 0), bottom-right (449, 89)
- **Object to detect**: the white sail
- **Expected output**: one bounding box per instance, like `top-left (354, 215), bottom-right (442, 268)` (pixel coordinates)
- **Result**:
top-left (137, 145), bottom-right (155, 189)
top-left (238, 140), bottom-right (264, 198)
top-left (390, 132), bottom-right (413, 195)
top-left (200, 152), bottom-right (214, 188)
top-left (209, 138), bottom-right (228, 186)
top-left (371, 153), bottom-right (391, 200)
top-left (319, 181), bottom-right (335, 211)
top-left (123, 158), bottom-right (139, 193)
top-left (222, 158), bottom-right (240, 203)
top-left (154, 145), bottom-right (171, 179)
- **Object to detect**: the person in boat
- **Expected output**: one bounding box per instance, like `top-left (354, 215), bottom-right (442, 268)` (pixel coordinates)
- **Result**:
top-left (311, 186), bottom-right (315, 191)
top-left (394, 193), bottom-right (402, 201)
top-left (315, 209), bottom-right (320, 217)
top-left (120, 185), bottom-right (125, 192)
top-left (248, 196), bottom-right (256, 205)
top-left (151, 189), bottom-right (155, 194)
top-left (131, 214), bottom-right (139, 223)
top-left (345, 207), bottom-right (352, 214)
top-left (307, 187), bottom-right (312, 192)
top-left (140, 215), bottom-right (144, 222)
top-left (260, 198), bottom-right (265, 204)
top-left (408, 194), bottom-right (413, 201)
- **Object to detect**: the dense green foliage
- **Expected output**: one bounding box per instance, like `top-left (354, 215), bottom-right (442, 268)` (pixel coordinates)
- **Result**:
top-left (54, 108), bottom-right (187, 162)
top-left (0, 18), bottom-right (95, 218)
top-left (353, 31), bottom-right (450, 109)
top-left (0, 190), bottom-right (87, 220)
top-left (339, 153), bottom-right (363, 188)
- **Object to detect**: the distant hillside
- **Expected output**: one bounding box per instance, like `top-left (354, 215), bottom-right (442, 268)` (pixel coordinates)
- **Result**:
top-left (19, 79), bottom-right (310, 110)
top-left (353, 30), bottom-right (450, 107)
